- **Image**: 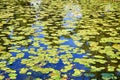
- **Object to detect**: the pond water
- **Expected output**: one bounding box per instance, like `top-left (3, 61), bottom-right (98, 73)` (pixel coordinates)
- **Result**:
top-left (0, 0), bottom-right (120, 80)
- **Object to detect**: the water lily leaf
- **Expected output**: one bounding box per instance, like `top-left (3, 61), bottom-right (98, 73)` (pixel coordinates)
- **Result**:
top-left (9, 73), bottom-right (17, 79)
top-left (94, 55), bottom-right (104, 59)
top-left (0, 61), bottom-right (6, 68)
top-left (72, 69), bottom-right (84, 76)
top-left (50, 70), bottom-right (61, 79)
top-left (60, 64), bottom-right (73, 72)
top-left (27, 72), bottom-right (32, 75)
top-left (8, 57), bottom-right (17, 65)
top-left (19, 68), bottom-right (28, 74)
top-left (74, 41), bottom-right (83, 47)
top-left (108, 66), bottom-right (115, 72)
top-left (16, 53), bottom-right (24, 58)
top-left (84, 73), bottom-right (95, 77)
top-left (101, 73), bottom-right (117, 80)
top-left (32, 41), bottom-right (40, 47)
top-left (0, 75), bottom-right (4, 80)
top-left (35, 78), bottom-right (42, 80)
top-left (112, 44), bottom-right (120, 51)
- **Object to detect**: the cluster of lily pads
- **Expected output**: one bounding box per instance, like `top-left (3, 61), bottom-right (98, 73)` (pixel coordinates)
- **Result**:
top-left (0, 0), bottom-right (120, 80)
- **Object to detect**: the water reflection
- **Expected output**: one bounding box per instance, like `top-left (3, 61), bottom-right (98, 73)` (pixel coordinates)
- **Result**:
top-left (63, 3), bottom-right (82, 31)
top-left (8, 2), bottom-right (88, 80)
top-left (104, 2), bottom-right (115, 12)
top-left (30, 0), bottom-right (41, 9)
